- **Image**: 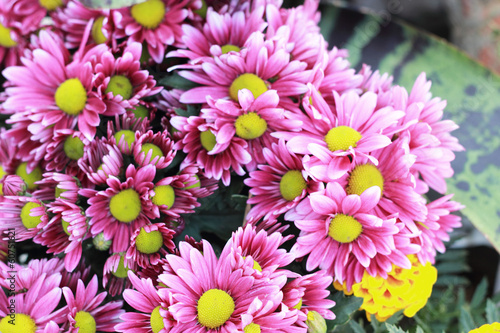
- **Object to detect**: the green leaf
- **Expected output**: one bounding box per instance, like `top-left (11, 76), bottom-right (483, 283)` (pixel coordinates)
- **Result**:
top-left (486, 299), bottom-right (499, 323)
top-left (349, 320), bottom-right (366, 333)
top-left (460, 307), bottom-right (476, 332)
top-left (470, 278), bottom-right (489, 309)
top-left (80, 0), bottom-right (146, 9)
top-left (415, 327), bottom-right (425, 333)
top-left (326, 292), bottom-right (363, 329)
top-left (158, 72), bottom-right (199, 90)
top-left (320, 4), bottom-right (500, 252)
top-left (384, 323), bottom-right (407, 333)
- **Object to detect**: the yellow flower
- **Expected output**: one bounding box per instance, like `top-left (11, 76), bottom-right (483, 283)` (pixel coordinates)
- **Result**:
top-left (469, 322), bottom-right (500, 332)
top-left (334, 255), bottom-right (437, 322)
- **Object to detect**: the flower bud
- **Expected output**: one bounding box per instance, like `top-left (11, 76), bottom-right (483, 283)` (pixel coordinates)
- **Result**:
top-left (306, 311), bottom-right (327, 333)
top-left (93, 233), bottom-right (112, 251)
top-left (1, 175), bottom-right (27, 196)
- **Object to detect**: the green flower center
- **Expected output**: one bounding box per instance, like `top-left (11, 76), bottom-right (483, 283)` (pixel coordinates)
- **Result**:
top-left (324, 126), bottom-right (362, 152)
top-left (197, 289), bottom-right (235, 329)
top-left (15, 163), bottom-right (42, 190)
top-left (61, 218), bottom-right (71, 236)
top-left (131, 0), bottom-right (166, 29)
top-left (105, 75), bottom-right (133, 100)
top-left (0, 313), bottom-right (37, 333)
top-left (0, 165), bottom-right (7, 195)
top-left (129, 104), bottom-right (149, 119)
top-left (279, 170), bottom-right (307, 201)
top-left (194, 0), bottom-right (207, 18)
top-left (221, 44), bottom-right (240, 54)
top-left (55, 185), bottom-right (68, 199)
top-left (91, 16), bottom-right (107, 44)
top-left (39, 0), bottom-right (63, 10)
top-left (135, 228), bottom-right (163, 254)
top-left (74, 311), bottom-right (96, 333)
top-left (244, 323), bottom-right (261, 333)
top-left (229, 73), bottom-right (268, 102)
top-left (55, 78), bottom-right (87, 116)
top-left (140, 143), bottom-right (163, 164)
top-left (328, 214), bottom-right (362, 243)
top-left (112, 255), bottom-right (130, 278)
top-left (64, 136), bottom-right (84, 160)
top-left (200, 130), bottom-right (216, 151)
top-left (234, 112), bottom-right (267, 140)
top-left (109, 188), bottom-right (141, 223)
top-left (293, 298), bottom-right (302, 310)
top-left (150, 306), bottom-right (164, 333)
top-left (20, 202), bottom-right (43, 229)
top-left (151, 185), bottom-right (175, 208)
top-left (346, 163), bottom-right (384, 196)
top-left (0, 23), bottom-right (17, 48)
top-left (114, 129), bottom-right (136, 149)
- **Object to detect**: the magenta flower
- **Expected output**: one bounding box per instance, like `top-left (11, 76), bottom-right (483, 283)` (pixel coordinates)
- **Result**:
top-left (239, 297), bottom-right (301, 333)
top-left (103, 253), bottom-right (135, 297)
top-left (0, 196), bottom-right (48, 242)
top-left (133, 130), bottom-right (175, 169)
top-left (62, 275), bottom-right (124, 332)
top-left (126, 223), bottom-right (176, 268)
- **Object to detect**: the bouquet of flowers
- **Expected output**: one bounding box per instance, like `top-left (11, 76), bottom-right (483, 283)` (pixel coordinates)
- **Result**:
top-left (0, 0), bottom-right (470, 332)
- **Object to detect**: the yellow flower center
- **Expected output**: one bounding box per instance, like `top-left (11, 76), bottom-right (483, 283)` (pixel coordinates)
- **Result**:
top-left (234, 112), bottom-right (267, 140)
top-left (140, 143), bottom-right (163, 164)
top-left (221, 44), bottom-right (240, 54)
top-left (279, 170), bottom-right (307, 201)
top-left (324, 126), bottom-right (362, 152)
top-left (243, 256), bottom-right (262, 271)
top-left (15, 163), bottom-right (42, 190)
top-left (200, 130), bottom-right (216, 151)
top-left (39, 0), bottom-right (63, 10)
top-left (129, 104), bottom-right (149, 119)
top-left (229, 73), bottom-right (268, 102)
top-left (135, 228), bottom-right (163, 254)
top-left (105, 75), bottom-right (133, 100)
top-left (197, 289), bottom-right (235, 329)
top-left (114, 129), bottom-right (136, 149)
top-left (346, 163), bottom-right (384, 196)
top-left (150, 306), bottom-right (164, 333)
top-left (61, 218), bottom-right (71, 236)
top-left (55, 78), bottom-right (87, 116)
top-left (20, 202), bottom-right (43, 229)
top-left (244, 323), bottom-right (261, 333)
top-left (184, 175), bottom-right (201, 189)
top-left (328, 214), bottom-right (363, 243)
top-left (0, 313), bottom-right (37, 333)
top-left (91, 16), bottom-right (107, 44)
top-left (112, 255), bottom-right (130, 278)
top-left (151, 185), bottom-right (175, 208)
top-left (131, 0), bottom-right (166, 29)
top-left (292, 298), bottom-right (302, 310)
top-left (55, 185), bottom-right (68, 199)
top-left (0, 23), bottom-right (17, 48)
top-left (0, 165), bottom-right (7, 195)
top-left (64, 136), bottom-right (84, 160)
top-left (74, 311), bottom-right (96, 333)
top-left (109, 188), bottom-right (141, 223)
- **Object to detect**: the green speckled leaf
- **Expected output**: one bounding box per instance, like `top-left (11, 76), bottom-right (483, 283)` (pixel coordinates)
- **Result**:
top-left (80, 0), bottom-right (146, 9)
top-left (320, 4), bottom-right (500, 252)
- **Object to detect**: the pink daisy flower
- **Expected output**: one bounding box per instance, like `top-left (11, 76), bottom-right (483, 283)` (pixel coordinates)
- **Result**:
top-left (168, 6), bottom-right (266, 62)
top-left (318, 47), bottom-right (363, 97)
top-left (202, 89), bottom-right (302, 170)
top-left (159, 240), bottom-right (283, 332)
top-left (116, 272), bottom-right (176, 333)
top-left (103, 253), bottom-right (136, 297)
top-left (0, 196), bottom-right (48, 242)
top-left (0, 175), bottom-right (27, 196)
top-left (291, 182), bottom-right (411, 287)
top-left (133, 130), bottom-right (176, 169)
top-left (31, 172), bottom-right (80, 203)
top-left (2, 30), bottom-right (107, 141)
top-left (62, 275), bottom-right (124, 332)
top-left (78, 137), bottom-right (124, 186)
top-left (244, 139), bottom-right (322, 225)
top-left (151, 175), bottom-right (199, 219)
top-left (239, 297), bottom-right (301, 333)
top-left (44, 129), bottom-right (89, 176)
top-left (170, 115), bottom-right (251, 186)
top-left (107, 113), bottom-right (150, 155)
top-left (178, 31), bottom-right (315, 104)
top-left (81, 164), bottom-right (158, 253)
top-left (220, 225), bottom-right (295, 279)
top-left (93, 42), bottom-right (162, 115)
top-left (126, 223), bottom-right (176, 268)
top-left (114, 0), bottom-right (190, 63)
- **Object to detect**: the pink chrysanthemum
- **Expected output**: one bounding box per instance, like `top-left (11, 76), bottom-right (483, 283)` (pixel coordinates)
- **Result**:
top-left (170, 115), bottom-right (251, 186)
top-left (0, 196), bottom-right (48, 242)
top-left (44, 129), bottom-right (89, 176)
top-left (62, 275), bottom-right (124, 332)
top-left (0, 174), bottom-right (27, 196)
top-left (3, 30), bottom-right (107, 143)
top-left (220, 225), bottom-right (295, 279)
top-left (93, 42), bottom-right (162, 115)
top-left (0, 272), bottom-right (66, 333)
top-left (107, 113), bottom-right (150, 154)
top-left (290, 182), bottom-right (413, 288)
top-left (81, 164), bottom-right (158, 253)
top-left (103, 253), bottom-right (135, 297)
top-left (32, 172), bottom-right (80, 203)
top-left (244, 139), bottom-right (322, 225)
top-left (114, 0), bottom-right (190, 63)
top-left (126, 223), bottom-right (176, 268)
top-left (158, 240), bottom-right (284, 332)
top-left (78, 137), bottom-right (124, 186)
top-left (151, 175), bottom-right (199, 219)
top-left (202, 89), bottom-right (302, 171)
top-left (178, 31), bottom-right (315, 104)
top-left (239, 296), bottom-right (301, 333)
top-left (318, 47), bottom-right (363, 96)
top-left (116, 272), bottom-right (176, 333)
top-left (133, 130), bottom-right (175, 169)
top-left (168, 6), bottom-right (266, 62)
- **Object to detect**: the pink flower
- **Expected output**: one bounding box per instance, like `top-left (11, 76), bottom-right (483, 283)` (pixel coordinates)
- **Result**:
top-left (103, 253), bottom-right (135, 297)
top-left (133, 130), bottom-right (175, 169)
top-left (78, 137), bottom-right (124, 186)
top-left (126, 223), bottom-right (176, 268)
top-left (0, 175), bottom-right (27, 196)
top-left (107, 113), bottom-right (150, 155)
top-left (62, 275), bottom-right (124, 332)
top-left (44, 130), bottom-right (89, 177)
top-left (0, 196), bottom-right (48, 242)
top-left (239, 297), bottom-right (301, 333)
